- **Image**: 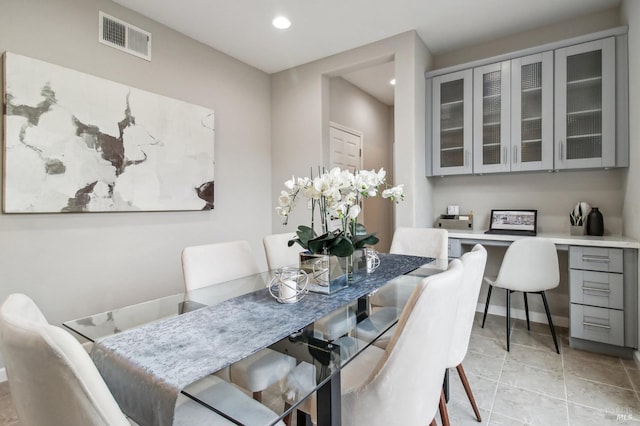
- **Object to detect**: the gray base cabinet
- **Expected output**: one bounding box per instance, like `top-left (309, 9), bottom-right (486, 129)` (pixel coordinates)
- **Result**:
top-left (569, 246), bottom-right (637, 351)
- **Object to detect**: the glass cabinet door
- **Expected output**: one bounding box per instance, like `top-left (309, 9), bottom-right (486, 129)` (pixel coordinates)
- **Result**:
top-left (473, 62), bottom-right (510, 173)
top-left (555, 38), bottom-right (615, 169)
top-left (511, 52), bottom-right (554, 172)
top-left (431, 69), bottom-right (473, 175)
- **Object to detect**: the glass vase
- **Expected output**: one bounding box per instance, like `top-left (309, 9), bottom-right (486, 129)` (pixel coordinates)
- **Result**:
top-left (299, 252), bottom-right (349, 294)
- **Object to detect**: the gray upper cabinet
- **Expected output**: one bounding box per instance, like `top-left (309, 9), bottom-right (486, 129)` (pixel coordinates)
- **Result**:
top-left (511, 52), bottom-right (554, 172)
top-left (426, 28), bottom-right (628, 177)
top-left (431, 69), bottom-right (473, 176)
top-left (473, 61), bottom-right (511, 174)
top-left (555, 38), bottom-right (616, 169)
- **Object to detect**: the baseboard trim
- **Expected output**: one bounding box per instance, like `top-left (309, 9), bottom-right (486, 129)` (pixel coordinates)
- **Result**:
top-left (0, 368), bottom-right (6, 383)
top-left (476, 302), bottom-right (569, 328)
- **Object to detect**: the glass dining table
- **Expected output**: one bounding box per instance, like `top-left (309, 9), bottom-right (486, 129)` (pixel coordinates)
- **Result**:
top-left (64, 253), bottom-right (447, 426)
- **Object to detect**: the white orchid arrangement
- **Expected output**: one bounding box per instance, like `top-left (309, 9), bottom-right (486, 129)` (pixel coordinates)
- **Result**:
top-left (277, 167), bottom-right (404, 257)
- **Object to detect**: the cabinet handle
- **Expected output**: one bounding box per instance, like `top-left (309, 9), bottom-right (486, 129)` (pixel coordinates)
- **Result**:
top-left (513, 146), bottom-right (517, 164)
top-left (558, 140), bottom-right (564, 161)
top-left (503, 147), bottom-right (507, 165)
top-left (464, 150), bottom-right (469, 168)
top-left (583, 321), bottom-right (611, 330)
top-left (582, 286), bottom-right (610, 294)
top-left (582, 255), bottom-right (610, 263)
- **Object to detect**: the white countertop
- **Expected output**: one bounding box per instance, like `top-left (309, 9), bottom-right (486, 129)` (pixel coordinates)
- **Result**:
top-left (447, 230), bottom-right (640, 249)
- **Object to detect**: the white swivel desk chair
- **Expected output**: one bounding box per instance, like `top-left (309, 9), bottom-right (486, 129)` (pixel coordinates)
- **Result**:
top-left (481, 237), bottom-right (560, 354)
top-left (182, 240), bottom-right (297, 402)
top-left (0, 293), bottom-right (283, 426)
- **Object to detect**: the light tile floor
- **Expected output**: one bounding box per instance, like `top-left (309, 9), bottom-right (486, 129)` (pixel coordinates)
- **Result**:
top-left (2, 312), bottom-right (640, 425)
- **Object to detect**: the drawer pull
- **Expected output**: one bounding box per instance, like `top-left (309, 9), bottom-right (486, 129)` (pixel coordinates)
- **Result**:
top-left (582, 255), bottom-right (610, 263)
top-left (582, 286), bottom-right (610, 294)
top-left (583, 321), bottom-right (611, 330)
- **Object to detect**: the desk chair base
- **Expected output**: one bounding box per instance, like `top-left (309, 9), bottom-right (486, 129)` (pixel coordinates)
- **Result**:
top-left (482, 286), bottom-right (560, 354)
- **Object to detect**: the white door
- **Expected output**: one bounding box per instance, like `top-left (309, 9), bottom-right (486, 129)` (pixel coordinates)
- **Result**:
top-left (330, 123), bottom-right (362, 172)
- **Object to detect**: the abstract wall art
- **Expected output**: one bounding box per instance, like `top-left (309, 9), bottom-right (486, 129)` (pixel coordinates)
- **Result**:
top-left (3, 52), bottom-right (215, 213)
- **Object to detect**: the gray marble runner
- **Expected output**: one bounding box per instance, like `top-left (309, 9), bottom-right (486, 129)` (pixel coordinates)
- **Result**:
top-left (91, 253), bottom-right (432, 426)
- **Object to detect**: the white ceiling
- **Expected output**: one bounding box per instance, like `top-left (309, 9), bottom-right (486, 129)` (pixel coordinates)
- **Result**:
top-left (112, 0), bottom-right (620, 105)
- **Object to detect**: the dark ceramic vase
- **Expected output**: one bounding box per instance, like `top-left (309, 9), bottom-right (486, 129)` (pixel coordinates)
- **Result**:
top-left (586, 207), bottom-right (604, 236)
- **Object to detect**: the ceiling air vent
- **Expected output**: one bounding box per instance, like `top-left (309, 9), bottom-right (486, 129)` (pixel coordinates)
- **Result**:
top-left (99, 11), bottom-right (151, 61)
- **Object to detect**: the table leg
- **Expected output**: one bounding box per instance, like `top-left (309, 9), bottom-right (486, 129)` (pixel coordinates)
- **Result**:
top-left (317, 371), bottom-right (341, 426)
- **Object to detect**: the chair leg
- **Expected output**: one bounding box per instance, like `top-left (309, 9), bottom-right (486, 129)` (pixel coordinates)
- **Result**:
top-left (523, 292), bottom-right (530, 330)
top-left (430, 419), bottom-right (438, 426)
top-left (481, 285), bottom-right (493, 328)
top-left (456, 363), bottom-right (482, 422)
top-left (506, 289), bottom-right (511, 352)
top-left (540, 291), bottom-right (560, 354)
top-left (438, 389), bottom-right (450, 426)
top-left (253, 390), bottom-right (262, 402)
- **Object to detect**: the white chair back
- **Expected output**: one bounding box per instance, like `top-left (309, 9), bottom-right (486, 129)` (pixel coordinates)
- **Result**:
top-left (263, 233), bottom-right (300, 270)
top-left (495, 238), bottom-right (559, 292)
top-left (389, 227), bottom-right (449, 260)
top-left (341, 260), bottom-right (464, 425)
top-left (181, 240), bottom-right (260, 290)
top-left (449, 244), bottom-right (487, 366)
top-left (0, 293), bottom-right (130, 426)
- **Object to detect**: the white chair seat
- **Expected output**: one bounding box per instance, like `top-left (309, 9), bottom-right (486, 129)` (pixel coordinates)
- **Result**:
top-left (176, 375), bottom-right (285, 425)
top-left (368, 275), bottom-right (421, 308)
top-left (229, 348), bottom-right (296, 393)
top-left (313, 305), bottom-right (357, 341)
top-left (354, 306), bottom-right (401, 342)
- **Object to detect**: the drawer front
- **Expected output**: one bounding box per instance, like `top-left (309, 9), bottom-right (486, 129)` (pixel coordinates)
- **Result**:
top-left (570, 304), bottom-right (624, 346)
top-left (569, 269), bottom-right (624, 309)
top-left (569, 246), bottom-right (623, 273)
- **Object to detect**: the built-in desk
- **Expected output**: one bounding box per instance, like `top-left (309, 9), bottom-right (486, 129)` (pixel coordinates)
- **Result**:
top-left (447, 230), bottom-right (640, 358)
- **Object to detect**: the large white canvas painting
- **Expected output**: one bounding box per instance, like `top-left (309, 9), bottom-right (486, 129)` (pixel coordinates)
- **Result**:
top-left (3, 52), bottom-right (215, 212)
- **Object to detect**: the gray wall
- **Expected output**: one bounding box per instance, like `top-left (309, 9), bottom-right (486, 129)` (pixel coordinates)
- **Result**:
top-left (329, 77), bottom-right (394, 252)
top-left (271, 31), bottom-right (433, 237)
top-left (0, 0), bottom-right (272, 334)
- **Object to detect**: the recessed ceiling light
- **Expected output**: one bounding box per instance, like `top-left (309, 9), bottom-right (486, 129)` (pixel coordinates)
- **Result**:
top-left (272, 16), bottom-right (291, 29)
top-left (390, 78), bottom-right (396, 86)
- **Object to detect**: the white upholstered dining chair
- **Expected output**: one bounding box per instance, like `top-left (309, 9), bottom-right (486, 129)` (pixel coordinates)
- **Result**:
top-left (481, 237), bottom-right (560, 353)
top-left (262, 233), bottom-right (357, 342)
top-left (438, 244), bottom-right (487, 425)
top-left (181, 240), bottom-right (296, 402)
top-left (263, 232), bottom-right (300, 270)
top-left (360, 227), bottom-right (449, 341)
top-left (389, 227), bottom-right (449, 259)
top-left (282, 259), bottom-right (464, 425)
top-left (0, 293), bottom-right (283, 426)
